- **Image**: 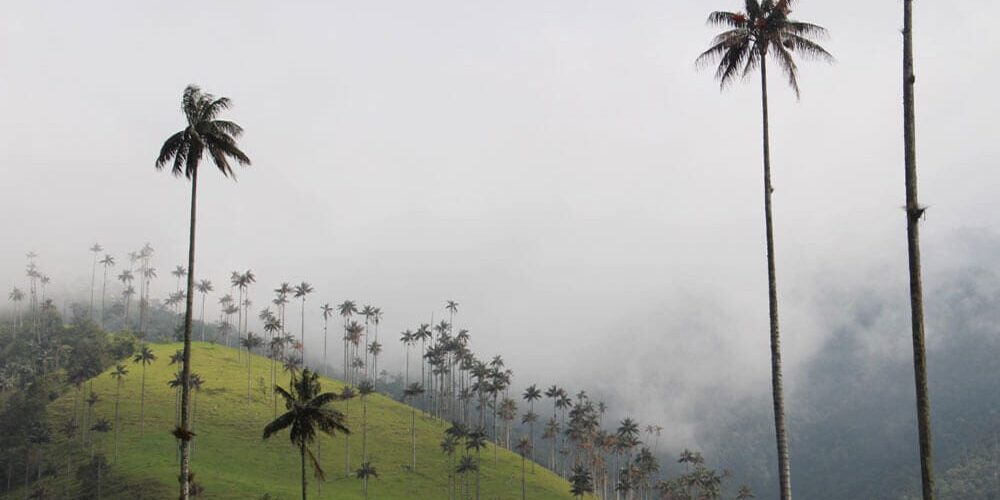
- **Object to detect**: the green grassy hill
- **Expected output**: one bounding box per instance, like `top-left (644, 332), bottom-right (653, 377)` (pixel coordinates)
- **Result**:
top-left (39, 342), bottom-right (578, 499)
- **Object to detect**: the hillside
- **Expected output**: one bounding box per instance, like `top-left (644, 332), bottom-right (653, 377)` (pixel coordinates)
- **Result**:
top-left (34, 342), bottom-right (578, 499)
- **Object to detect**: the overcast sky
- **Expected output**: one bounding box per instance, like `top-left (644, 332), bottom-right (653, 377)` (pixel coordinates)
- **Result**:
top-left (2, 1), bottom-right (997, 447)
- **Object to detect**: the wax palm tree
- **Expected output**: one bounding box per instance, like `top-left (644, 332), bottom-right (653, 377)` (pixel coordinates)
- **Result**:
top-left (8, 287), bottom-right (24, 330)
top-left (522, 384), bottom-right (542, 464)
top-left (291, 282), bottom-right (313, 360)
top-left (172, 265), bottom-right (187, 293)
top-left (242, 333), bottom-right (263, 403)
top-left (132, 346), bottom-right (156, 435)
top-left (456, 455), bottom-right (478, 500)
top-left (320, 303), bottom-right (333, 376)
top-left (83, 391), bottom-right (102, 449)
top-left (263, 369), bottom-right (349, 500)
top-left (340, 386), bottom-right (356, 477)
top-left (157, 84), bottom-right (251, 499)
top-left (109, 364), bottom-right (128, 462)
top-left (404, 383), bottom-right (425, 471)
top-left (440, 433), bottom-right (460, 499)
top-left (368, 340), bottom-right (382, 386)
top-left (357, 380), bottom-right (375, 470)
top-left (337, 301), bottom-right (358, 380)
top-left (354, 460), bottom-right (378, 499)
top-left (515, 437), bottom-right (532, 500)
top-left (900, 1), bottom-right (934, 498)
top-left (400, 330), bottom-right (414, 387)
top-left (98, 254), bottom-right (115, 328)
top-left (737, 484), bottom-right (756, 499)
top-left (117, 271), bottom-right (135, 329)
top-left (569, 464), bottom-right (594, 498)
top-left (697, 3), bottom-right (831, 498)
top-left (195, 279), bottom-right (213, 342)
top-left (465, 427), bottom-right (488, 500)
top-left (88, 243), bottom-right (102, 318)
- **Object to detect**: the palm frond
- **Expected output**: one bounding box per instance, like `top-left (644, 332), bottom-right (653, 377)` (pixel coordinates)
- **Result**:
top-left (707, 11), bottom-right (744, 28)
top-left (200, 97), bottom-right (232, 123)
top-left (781, 33), bottom-right (834, 62)
top-left (305, 445), bottom-right (326, 480)
top-left (183, 140), bottom-right (203, 179)
top-left (784, 20), bottom-right (828, 37)
top-left (209, 120), bottom-right (245, 138)
top-left (182, 85), bottom-right (201, 125)
top-left (310, 392), bottom-right (342, 408)
top-left (206, 144), bottom-right (234, 178)
top-left (155, 131), bottom-right (186, 170)
top-left (262, 411), bottom-right (295, 440)
top-left (771, 42), bottom-right (801, 97)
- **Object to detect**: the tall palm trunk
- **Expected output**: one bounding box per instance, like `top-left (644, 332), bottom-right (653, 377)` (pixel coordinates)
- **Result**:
top-left (300, 444), bottom-right (308, 500)
top-left (323, 318), bottom-right (329, 376)
top-left (100, 267), bottom-right (108, 328)
top-left (178, 166), bottom-right (198, 500)
top-left (90, 253), bottom-right (98, 319)
top-left (114, 380), bottom-right (121, 462)
top-left (344, 398), bottom-right (352, 477)
top-left (903, 2), bottom-right (935, 498)
top-left (140, 363), bottom-right (147, 436)
top-left (760, 57), bottom-right (792, 500)
top-left (200, 293), bottom-right (207, 342)
top-left (300, 299), bottom-right (306, 360)
top-left (411, 405), bottom-right (417, 470)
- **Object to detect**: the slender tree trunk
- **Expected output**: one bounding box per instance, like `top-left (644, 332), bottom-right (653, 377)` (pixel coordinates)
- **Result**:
top-left (114, 380), bottom-right (120, 462)
top-left (200, 293), bottom-right (207, 342)
top-left (300, 444), bottom-right (308, 500)
top-left (903, 2), bottom-right (935, 498)
top-left (345, 399), bottom-right (351, 477)
top-left (323, 318), bottom-right (329, 376)
top-left (521, 454), bottom-right (526, 500)
top-left (760, 58), bottom-right (792, 500)
top-left (90, 253), bottom-right (98, 319)
top-left (300, 299), bottom-right (306, 361)
top-left (178, 166), bottom-right (199, 500)
top-left (140, 364), bottom-right (146, 436)
top-left (411, 406), bottom-right (417, 470)
top-left (100, 267), bottom-right (108, 329)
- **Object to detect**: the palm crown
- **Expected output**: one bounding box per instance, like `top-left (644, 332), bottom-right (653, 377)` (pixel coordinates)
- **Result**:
top-left (156, 85), bottom-right (251, 178)
top-left (696, 0), bottom-right (832, 96)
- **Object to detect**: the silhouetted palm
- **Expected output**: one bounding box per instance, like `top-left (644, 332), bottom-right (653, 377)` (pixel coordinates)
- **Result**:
top-left (465, 427), bottom-right (488, 500)
top-left (355, 460), bottom-right (378, 499)
top-left (132, 346), bottom-right (156, 435)
top-left (242, 333), bottom-right (263, 403)
top-left (99, 255), bottom-right (115, 328)
top-left (697, 3), bottom-right (830, 497)
top-left (456, 455), bottom-right (478, 500)
top-left (321, 303), bottom-right (334, 376)
top-left (569, 464), bottom-right (594, 498)
top-left (515, 437), bottom-right (532, 500)
top-left (88, 243), bottom-right (102, 318)
top-left (109, 364), bottom-right (128, 462)
top-left (156, 83), bottom-right (251, 500)
top-left (263, 369), bottom-right (349, 500)
top-left (404, 383), bottom-right (425, 471)
top-left (292, 282), bottom-right (313, 358)
top-left (195, 279), bottom-right (213, 342)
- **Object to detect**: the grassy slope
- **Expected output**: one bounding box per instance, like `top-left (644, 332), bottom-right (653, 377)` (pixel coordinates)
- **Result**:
top-left (45, 342), bottom-right (578, 499)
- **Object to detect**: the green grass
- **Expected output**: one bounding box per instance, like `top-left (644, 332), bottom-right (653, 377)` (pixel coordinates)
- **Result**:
top-left (42, 342), bottom-right (579, 499)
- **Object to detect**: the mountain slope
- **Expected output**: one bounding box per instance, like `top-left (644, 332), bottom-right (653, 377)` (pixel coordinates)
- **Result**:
top-left (41, 342), bottom-right (577, 499)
